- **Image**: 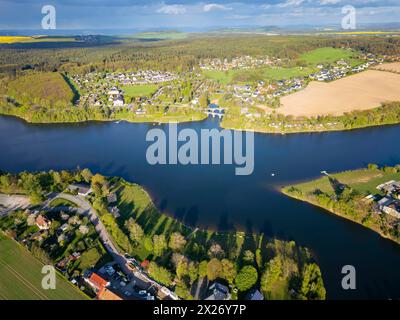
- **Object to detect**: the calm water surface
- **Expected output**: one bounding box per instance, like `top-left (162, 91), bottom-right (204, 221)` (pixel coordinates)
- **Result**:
top-left (1, 115), bottom-right (400, 299)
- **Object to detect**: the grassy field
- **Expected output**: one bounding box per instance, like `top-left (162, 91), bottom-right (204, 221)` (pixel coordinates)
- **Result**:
top-left (262, 66), bottom-right (315, 80)
top-left (284, 168), bottom-right (400, 196)
top-left (0, 235), bottom-right (87, 300)
top-left (299, 47), bottom-right (359, 66)
top-left (49, 198), bottom-right (77, 208)
top-left (122, 84), bottom-right (159, 98)
top-left (7, 72), bottom-right (75, 108)
top-left (203, 70), bottom-right (240, 84)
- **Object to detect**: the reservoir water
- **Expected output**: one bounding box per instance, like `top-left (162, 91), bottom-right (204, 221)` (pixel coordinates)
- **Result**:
top-left (1, 115), bottom-right (400, 299)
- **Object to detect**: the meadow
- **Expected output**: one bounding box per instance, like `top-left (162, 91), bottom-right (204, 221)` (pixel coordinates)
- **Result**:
top-left (299, 47), bottom-right (359, 66)
top-left (0, 235), bottom-right (87, 300)
top-left (286, 168), bottom-right (400, 196)
top-left (122, 84), bottom-right (159, 98)
top-left (6, 72), bottom-right (75, 108)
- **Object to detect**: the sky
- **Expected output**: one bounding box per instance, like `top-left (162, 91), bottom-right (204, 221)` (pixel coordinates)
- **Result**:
top-left (0, 0), bottom-right (399, 31)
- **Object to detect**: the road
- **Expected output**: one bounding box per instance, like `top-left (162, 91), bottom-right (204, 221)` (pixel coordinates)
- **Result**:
top-left (47, 193), bottom-right (177, 299)
top-left (1, 192), bottom-right (178, 300)
top-left (0, 194), bottom-right (30, 216)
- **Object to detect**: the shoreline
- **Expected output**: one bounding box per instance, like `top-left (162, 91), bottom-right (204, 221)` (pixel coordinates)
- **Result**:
top-left (2, 109), bottom-right (400, 135)
top-left (281, 188), bottom-right (398, 244)
top-left (280, 166), bottom-right (400, 246)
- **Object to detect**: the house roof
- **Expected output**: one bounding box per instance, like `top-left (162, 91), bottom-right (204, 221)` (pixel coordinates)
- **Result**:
top-left (246, 289), bottom-right (264, 300)
top-left (36, 215), bottom-right (50, 228)
top-left (97, 288), bottom-right (123, 301)
top-left (205, 282), bottom-right (229, 300)
top-left (89, 272), bottom-right (109, 290)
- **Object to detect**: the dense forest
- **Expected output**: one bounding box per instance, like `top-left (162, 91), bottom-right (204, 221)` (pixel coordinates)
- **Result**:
top-left (1, 34), bottom-right (400, 77)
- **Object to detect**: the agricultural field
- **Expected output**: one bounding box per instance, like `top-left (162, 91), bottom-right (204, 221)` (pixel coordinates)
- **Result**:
top-left (6, 72), bottom-right (75, 108)
top-left (0, 235), bottom-right (87, 300)
top-left (0, 36), bottom-right (78, 44)
top-left (279, 70), bottom-right (400, 117)
top-left (122, 84), bottom-right (159, 98)
top-left (373, 62), bottom-right (400, 73)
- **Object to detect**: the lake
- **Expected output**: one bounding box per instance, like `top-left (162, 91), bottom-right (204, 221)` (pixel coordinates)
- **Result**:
top-left (1, 115), bottom-right (400, 299)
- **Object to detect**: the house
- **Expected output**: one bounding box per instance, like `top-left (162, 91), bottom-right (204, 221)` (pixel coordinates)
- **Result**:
top-left (108, 87), bottom-right (120, 96)
top-left (68, 184), bottom-right (93, 197)
top-left (382, 204), bottom-right (400, 219)
top-left (85, 272), bottom-right (109, 292)
top-left (109, 206), bottom-right (120, 218)
top-left (36, 215), bottom-right (51, 230)
top-left (378, 197), bottom-right (394, 209)
top-left (205, 282), bottom-right (230, 300)
top-left (245, 289), bottom-right (264, 300)
top-left (107, 193), bottom-right (117, 204)
top-left (113, 95), bottom-right (124, 107)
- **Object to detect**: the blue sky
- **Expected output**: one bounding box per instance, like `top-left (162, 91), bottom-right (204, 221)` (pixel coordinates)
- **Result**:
top-left (0, 0), bottom-right (399, 30)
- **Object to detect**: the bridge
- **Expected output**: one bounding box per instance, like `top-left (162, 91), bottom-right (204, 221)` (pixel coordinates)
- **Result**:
top-left (205, 107), bottom-right (225, 119)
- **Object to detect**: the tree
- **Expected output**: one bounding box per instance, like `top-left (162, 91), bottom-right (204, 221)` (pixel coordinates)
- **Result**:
top-left (208, 243), bottom-right (225, 259)
top-left (221, 259), bottom-right (236, 284)
top-left (144, 237), bottom-right (154, 252)
top-left (207, 258), bottom-right (222, 281)
top-left (243, 250), bottom-right (255, 264)
top-left (261, 256), bottom-right (283, 295)
top-left (153, 234), bottom-right (167, 257)
top-left (199, 93), bottom-right (209, 109)
top-left (27, 213), bottom-right (37, 226)
top-left (176, 260), bottom-right (188, 279)
top-left (368, 163), bottom-right (379, 170)
top-left (300, 263), bottom-right (326, 300)
top-left (188, 262), bottom-right (199, 284)
top-left (125, 218), bottom-right (144, 244)
top-left (199, 260), bottom-right (208, 278)
top-left (91, 173), bottom-right (109, 197)
top-left (0, 174), bottom-right (11, 193)
top-left (148, 262), bottom-right (173, 286)
top-left (168, 232), bottom-right (187, 251)
top-left (81, 168), bottom-right (93, 183)
top-left (235, 266), bottom-right (258, 292)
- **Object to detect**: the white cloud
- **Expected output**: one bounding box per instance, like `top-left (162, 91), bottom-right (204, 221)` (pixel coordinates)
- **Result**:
top-left (277, 0), bottom-right (305, 8)
top-left (319, 0), bottom-right (342, 5)
top-left (157, 4), bottom-right (186, 15)
top-left (203, 3), bottom-right (233, 12)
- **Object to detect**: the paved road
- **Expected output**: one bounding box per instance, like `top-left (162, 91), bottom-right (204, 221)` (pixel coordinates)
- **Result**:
top-left (1, 192), bottom-right (178, 300)
top-left (48, 194), bottom-right (176, 298)
top-left (0, 194), bottom-right (31, 216)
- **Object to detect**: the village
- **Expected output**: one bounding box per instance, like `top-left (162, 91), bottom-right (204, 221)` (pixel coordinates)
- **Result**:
top-left (372, 180), bottom-right (400, 220)
top-left (0, 179), bottom-right (266, 301)
top-left (199, 55), bottom-right (279, 71)
top-left (66, 50), bottom-right (387, 125)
